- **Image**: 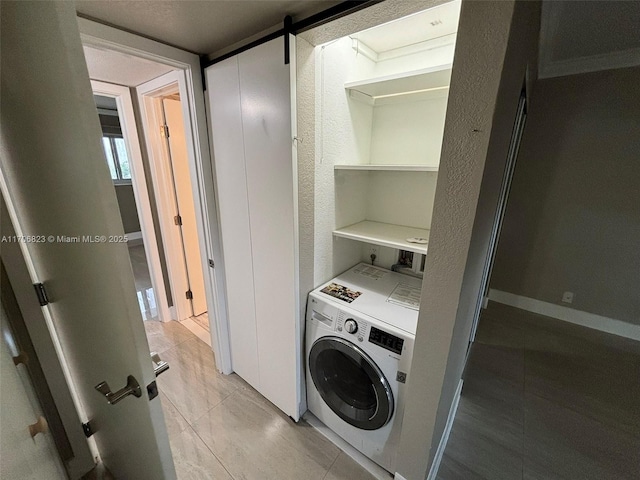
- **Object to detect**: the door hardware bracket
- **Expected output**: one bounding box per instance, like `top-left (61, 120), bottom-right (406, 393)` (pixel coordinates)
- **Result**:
top-left (82, 420), bottom-right (95, 438)
top-left (33, 283), bottom-right (49, 306)
top-left (147, 381), bottom-right (159, 401)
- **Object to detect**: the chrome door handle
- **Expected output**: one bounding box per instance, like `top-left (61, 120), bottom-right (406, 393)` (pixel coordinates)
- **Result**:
top-left (95, 375), bottom-right (142, 405)
top-left (151, 352), bottom-right (170, 377)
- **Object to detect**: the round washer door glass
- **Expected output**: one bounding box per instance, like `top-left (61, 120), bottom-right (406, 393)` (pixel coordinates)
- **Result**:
top-left (309, 336), bottom-right (394, 430)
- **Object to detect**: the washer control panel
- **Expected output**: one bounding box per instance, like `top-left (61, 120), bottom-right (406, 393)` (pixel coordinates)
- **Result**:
top-left (336, 310), bottom-right (368, 343)
top-left (344, 319), bottom-right (358, 334)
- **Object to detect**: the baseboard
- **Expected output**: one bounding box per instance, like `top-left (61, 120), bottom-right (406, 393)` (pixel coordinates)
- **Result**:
top-left (126, 231), bottom-right (143, 246)
top-left (303, 413), bottom-right (392, 480)
top-left (425, 379), bottom-right (463, 480)
top-left (488, 289), bottom-right (640, 341)
top-left (180, 318), bottom-right (212, 347)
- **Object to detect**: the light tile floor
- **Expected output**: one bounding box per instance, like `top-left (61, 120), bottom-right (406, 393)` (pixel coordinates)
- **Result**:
top-left (145, 320), bottom-right (377, 480)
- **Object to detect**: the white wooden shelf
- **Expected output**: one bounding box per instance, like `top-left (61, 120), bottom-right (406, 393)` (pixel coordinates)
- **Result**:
top-left (345, 64), bottom-right (452, 100)
top-left (333, 220), bottom-right (430, 255)
top-left (335, 164), bottom-right (438, 172)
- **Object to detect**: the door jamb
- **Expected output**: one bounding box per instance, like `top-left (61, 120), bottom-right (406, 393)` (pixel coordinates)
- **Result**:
top-left (91, 80), bottom-right (172, 324)
top-left (79, 17), bottom-right (232, 373)
top-left (136, 74), bottom-right (193, 323)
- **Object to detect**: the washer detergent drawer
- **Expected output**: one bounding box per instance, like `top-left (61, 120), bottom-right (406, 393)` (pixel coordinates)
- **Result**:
top-left (307, 294), bottom-right (338, 324)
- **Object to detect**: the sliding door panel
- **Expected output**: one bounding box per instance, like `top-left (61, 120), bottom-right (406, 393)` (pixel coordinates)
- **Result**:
top-left (206, 58), bottom-right (260, 388)
top-left (238, 38), bottom-right (298, 418)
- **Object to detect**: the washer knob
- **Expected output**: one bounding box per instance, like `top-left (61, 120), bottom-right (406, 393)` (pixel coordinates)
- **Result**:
top-left (344, 319), bottom-right (358, 334)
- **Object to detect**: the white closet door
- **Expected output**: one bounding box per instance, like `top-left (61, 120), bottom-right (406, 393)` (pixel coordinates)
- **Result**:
top-left (206, 37), bottom-right (299, 418)
top-left (238, 38), bottom-right (298, 418)
top-left (206, 57), bottom-right (260, 388)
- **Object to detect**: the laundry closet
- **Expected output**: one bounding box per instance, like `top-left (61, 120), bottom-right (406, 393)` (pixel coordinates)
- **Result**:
top-left (205, 1), bottom-right (461, 474)
top-left (313, 1), bottom-right (460, 283)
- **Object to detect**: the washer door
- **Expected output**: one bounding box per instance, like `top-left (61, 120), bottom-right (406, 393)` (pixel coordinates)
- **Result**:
top-left (309, 336), bottom-right (394, 430)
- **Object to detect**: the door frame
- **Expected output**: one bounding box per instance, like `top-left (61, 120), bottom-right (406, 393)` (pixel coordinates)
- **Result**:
top-left (136, 74), bottom-right (193, 322)
top-left (78, 17), bottom-right (232, 373)
top-left (91, 80), bottom-right (172, 325)
top-left (468, 88), bottom-right (527, 342)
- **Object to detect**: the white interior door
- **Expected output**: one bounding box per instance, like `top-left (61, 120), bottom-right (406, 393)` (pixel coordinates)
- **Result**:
top-left (0, 2), bottom-right (175, 478)
top-left (206, 36), bottom-right (300, 419)
top-left (162, 98), bottom-right (207, 317)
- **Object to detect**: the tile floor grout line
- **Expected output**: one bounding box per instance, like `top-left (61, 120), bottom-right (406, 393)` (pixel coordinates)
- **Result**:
top-left (183, 385), bottom-right (243, 429)
top-left (188, 423), bottom-right (239, 480)
top-left (272, 424), bottom-right (341, 473)
top-left (321, 451), bottom-right (341, 480)
top-left (161, 392), bottom-right (191, 436)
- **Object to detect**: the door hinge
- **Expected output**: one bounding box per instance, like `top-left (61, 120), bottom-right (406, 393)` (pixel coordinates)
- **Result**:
top-left (33, 283), bottom-right (49, 306)
top-left (208, 259), bottom-right (215, 268)
top-left (174, 215), bottom-right (182, 226)
top-left (185, 290), bottom-right (193, 300)
top-left (82, 420), bottom-right (95, 438)
top-left (160, 124), bottom-right (170, 138)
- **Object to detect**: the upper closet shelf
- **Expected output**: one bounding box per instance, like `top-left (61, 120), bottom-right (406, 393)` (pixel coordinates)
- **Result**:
top-left (335, 164), bottom-right (438, 172)
top-left (345, 64), bottom-right (452, 101)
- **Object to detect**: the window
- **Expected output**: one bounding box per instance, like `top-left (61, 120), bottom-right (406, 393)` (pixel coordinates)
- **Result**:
top-left (101, 135), bottom-right (131, 183)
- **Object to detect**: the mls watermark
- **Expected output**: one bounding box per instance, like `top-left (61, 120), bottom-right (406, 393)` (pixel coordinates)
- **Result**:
top-left (1, 235), bottom-right (129, 244)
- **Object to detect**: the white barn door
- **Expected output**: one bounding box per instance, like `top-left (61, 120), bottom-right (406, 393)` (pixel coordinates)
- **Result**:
top-left (206, 37), bottom-right (300, 419)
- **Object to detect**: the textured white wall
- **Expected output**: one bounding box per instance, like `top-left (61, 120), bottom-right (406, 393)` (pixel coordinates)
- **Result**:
top-left (397, 1), bottom-right (541, 478)
top-left (370, 96), bottom-right (448, 166)
top-left (367, 171), bottom-right (438, 229)
top-left (295, 37), bottom-right (317, 357)
top-left (312, 37), bottom-right (376, 284)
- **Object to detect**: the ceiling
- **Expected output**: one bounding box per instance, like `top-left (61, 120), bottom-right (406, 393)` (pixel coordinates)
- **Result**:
top-left (539, 0), bottom-right (640, 78)
top-left (353, 0), bottom-right (460, 55)
top-left (75, 0), bottom-right (342, 55)
top-left (84, 45), bottom-right (175, 86)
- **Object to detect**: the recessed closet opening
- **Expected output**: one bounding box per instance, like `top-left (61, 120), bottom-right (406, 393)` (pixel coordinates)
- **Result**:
top-left (308, 0), bottom-right (461, 284)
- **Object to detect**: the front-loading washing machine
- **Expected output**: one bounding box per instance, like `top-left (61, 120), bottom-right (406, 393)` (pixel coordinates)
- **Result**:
top-left (305, 263), bottom-right (422, 473)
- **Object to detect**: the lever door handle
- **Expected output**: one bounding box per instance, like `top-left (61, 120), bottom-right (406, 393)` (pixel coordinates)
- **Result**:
top-left (95, 375), bottom-right (142, 405)
top-left (151, 352), bottom-right (170, 377)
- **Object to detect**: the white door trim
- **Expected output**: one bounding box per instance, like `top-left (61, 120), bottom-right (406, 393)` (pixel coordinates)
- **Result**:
top-left (79, 17), bottom-right (232, 373)
top-left (136, 73), bottom-right (192, 322)
top-left (91, 80), bottom-right (171, 324)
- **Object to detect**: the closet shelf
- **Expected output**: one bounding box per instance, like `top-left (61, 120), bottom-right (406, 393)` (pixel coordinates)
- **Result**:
top-left (345, 64), bottom-right (452, 100)
top-left (333, 220), bottom-right (430, 255)
top-left (335, 164), bottom-right (438, 172)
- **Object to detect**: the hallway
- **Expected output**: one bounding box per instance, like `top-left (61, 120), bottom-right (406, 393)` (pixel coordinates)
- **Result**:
top-left (145, 320), bottom-right (377, 480)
